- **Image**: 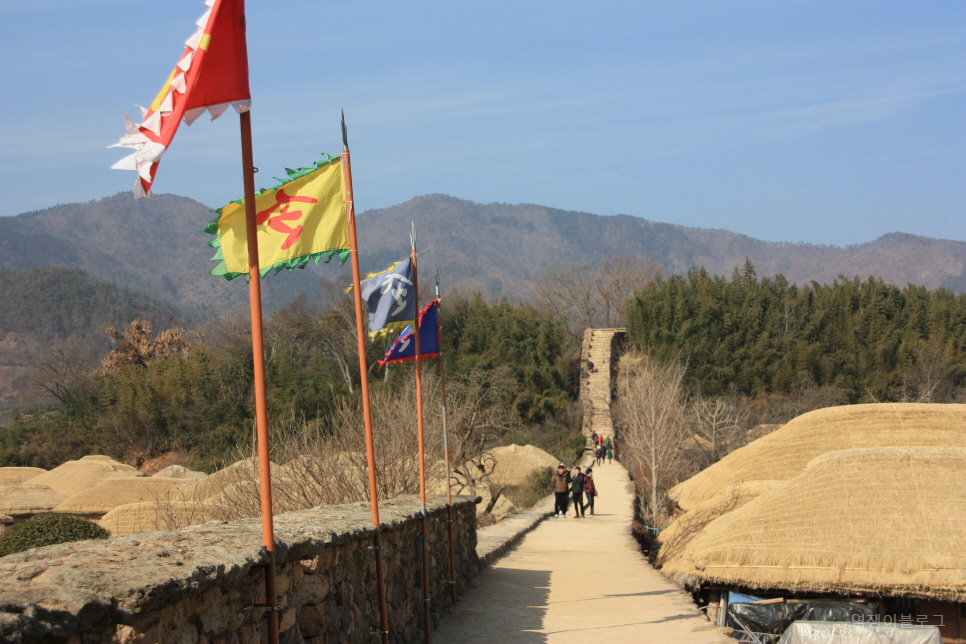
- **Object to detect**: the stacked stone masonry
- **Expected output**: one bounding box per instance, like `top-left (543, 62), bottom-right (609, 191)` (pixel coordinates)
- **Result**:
top-left (0, 495), bottom-right (479, 644)
top-left (580, 328), bottom-right (626, 446)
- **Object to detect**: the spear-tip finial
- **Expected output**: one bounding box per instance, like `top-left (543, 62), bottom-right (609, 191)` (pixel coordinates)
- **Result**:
top-left (410, 220), bottom-right (417, 251)
top-left (341, 110), bottom-right (348, 151)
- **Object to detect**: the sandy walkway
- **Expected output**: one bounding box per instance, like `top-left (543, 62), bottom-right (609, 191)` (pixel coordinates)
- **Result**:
top-left (434, 460), bottom-right (732, 643)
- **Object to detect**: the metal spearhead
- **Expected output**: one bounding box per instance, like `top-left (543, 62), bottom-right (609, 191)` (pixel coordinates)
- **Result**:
top-left (341, 110), bottom-right (348, 151)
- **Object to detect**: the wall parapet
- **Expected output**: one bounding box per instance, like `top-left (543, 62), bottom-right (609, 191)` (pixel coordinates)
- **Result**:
top-left (0, 495), bottom-right (480, 644)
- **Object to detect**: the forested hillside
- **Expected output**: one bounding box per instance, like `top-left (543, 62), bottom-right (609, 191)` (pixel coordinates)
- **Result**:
top-left (0, 267), bottom-right (183, 414)
top-left (626, 262), bottom-right (966, 404)
top-left (1, 290), bottom-right (580, 471)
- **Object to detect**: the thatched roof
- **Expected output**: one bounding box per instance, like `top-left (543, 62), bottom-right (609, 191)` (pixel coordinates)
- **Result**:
top-left (152, 464), bottom-right (207, 483)
top-left (0, 467), bottom-right (47, 485)
top-left (669, 403), bottom-right (966, 510)
top-left (660, 447), bottom-right (966, 601)
top-left (486, 444), bottom-right (560, 487)
top-left (0, 484), bottom-right (67, 516)
top-left (656, 480), bottom-right (780, 565)
top-left (28, 456), bottom-right (143, 497)
top-left (98, 501), bottom-right (216, 536)
top-left (0, 514), bottom-right (12, 526)
top-left (53, 477), bottom-right (187, 515)
top-left (190, 458), bottom-right (285, 501)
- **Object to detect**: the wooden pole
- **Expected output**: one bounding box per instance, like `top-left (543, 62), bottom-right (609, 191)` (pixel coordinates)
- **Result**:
top-left (410, 226), bottom-right (433, 643)
top-left (341, 113), bottom-right (391, 644)
top-left (434, 271), bottom-right (459, 604)
top-left (239, 110), bottom-right (280, 644)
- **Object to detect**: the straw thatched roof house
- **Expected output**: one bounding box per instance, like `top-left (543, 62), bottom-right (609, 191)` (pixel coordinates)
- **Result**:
top-left (0, 484), bottom-right (66, 518)
top-left (53, 477), bottom-right (187, 520)
top-left (669, 403), bottom-right (966, 511)
top-left (662, 447), bottom-right (966, 603)
top-left (485, 444), bottom-right (560, 487)
top-left (0, 467), bottom-right (46, 485)
top-left (190, 458), bottom-right (285, 501)
top-left (98, 500), bottom-right (215, 536)
top-left (657, 480), bottom-right (780, 566)
top-left (29, 455), bottom-right (143, 497)
top-left (152, 464), bottom-right (207, 483)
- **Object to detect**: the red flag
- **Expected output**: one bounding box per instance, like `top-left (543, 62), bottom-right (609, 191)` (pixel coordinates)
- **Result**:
top-left (110, 0), bottom-right (251, 198)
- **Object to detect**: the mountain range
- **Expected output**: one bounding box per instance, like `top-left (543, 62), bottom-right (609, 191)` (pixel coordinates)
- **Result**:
top-left (2, 192), bottom-right (965, 313)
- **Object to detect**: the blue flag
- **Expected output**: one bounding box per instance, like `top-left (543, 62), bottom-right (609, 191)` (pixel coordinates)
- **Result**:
top-left (378, 300), bottom-right (440, 370)
top-left (360, 257), bottom-right (416, 338)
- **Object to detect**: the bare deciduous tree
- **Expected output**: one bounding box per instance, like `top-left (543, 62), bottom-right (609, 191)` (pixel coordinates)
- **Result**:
top-left (612, 352), bottom-right (688, 528)
top-left (689, 396), bottom-right (748, 467)
top-left (534, 255), bottom-right (661, 340)
top-left (902, 339), bottom-right (952, 403)
top-left (29, 340), bottom-right (93, 405)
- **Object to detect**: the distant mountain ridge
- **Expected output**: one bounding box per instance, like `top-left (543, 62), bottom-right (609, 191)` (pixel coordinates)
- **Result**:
top-left (2, 192), bottom-right (965, 312)
top-left (359, 194), bottom-right (966, 298)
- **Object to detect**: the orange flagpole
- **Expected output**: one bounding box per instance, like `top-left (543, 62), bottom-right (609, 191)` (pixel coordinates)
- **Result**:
top-left (434, 270), bottom-right (459, 603)
top-left (410, 225), bottom-right (433, 643)
top-left (341, 113), bottom-right (391, 644)
top-left (239, 110), bottom-right (280, 644)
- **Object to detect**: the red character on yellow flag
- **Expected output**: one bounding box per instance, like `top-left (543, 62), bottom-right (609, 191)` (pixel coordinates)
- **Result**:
top-left (255, 188), bottom-right (319, 250)
top-left (206, 157), bottom-right (350, 280)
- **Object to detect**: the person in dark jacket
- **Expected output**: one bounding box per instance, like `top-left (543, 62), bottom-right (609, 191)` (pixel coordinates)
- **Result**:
top-left (570, 466), bottom-right (586, 518)
top-left (551, 463), bottom-right (571, 517)
top-left (582, 468), bottom-right (597, 516)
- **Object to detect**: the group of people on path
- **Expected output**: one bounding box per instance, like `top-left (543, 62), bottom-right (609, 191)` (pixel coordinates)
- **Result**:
top-left (551, 462), bottom-right (598, 518)
top-left (549, 432), bottom-right (617, 518)
top-left (589, 431), bottom-right (614, 466)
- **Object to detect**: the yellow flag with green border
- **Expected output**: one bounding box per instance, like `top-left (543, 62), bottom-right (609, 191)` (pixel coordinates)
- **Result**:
top-left (205, 156), bottom-right (350, 280)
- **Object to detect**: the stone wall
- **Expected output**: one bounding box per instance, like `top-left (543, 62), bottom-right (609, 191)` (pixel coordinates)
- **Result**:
top-left (579, 328), bottom-right (626, 443)
top-left (0, 495), bottom-right (479, 644)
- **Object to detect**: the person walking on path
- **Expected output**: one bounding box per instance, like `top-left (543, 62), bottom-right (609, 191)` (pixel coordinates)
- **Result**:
top-left (570, 466), bottom-right (586, 518)
top-left (590, 430), bottom-right (598, 447)
top-left (551, 463), bottom-right (571, 517)
top-left (607, 447), bottom-right (613, 464)
top-left (582, 468), bottom-right (597, 516)
top-left (604, 435), bottom-right (612, 449)
top-left (434, 457), bottom-right (732, 644)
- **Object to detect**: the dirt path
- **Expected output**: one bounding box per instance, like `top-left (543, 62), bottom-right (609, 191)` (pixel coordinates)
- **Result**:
top-left (434, 460), bottom-right (732, 643)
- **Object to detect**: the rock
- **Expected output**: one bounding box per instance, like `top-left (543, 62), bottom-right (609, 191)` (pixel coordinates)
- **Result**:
top-left (0, 587), bottom-right (115, 644)
top-left (296, 604), bottom-right (325, 638)
top-left (279, 606), bottom-right (297, 632)
top-left (296, 572), bottom-right (330, 605)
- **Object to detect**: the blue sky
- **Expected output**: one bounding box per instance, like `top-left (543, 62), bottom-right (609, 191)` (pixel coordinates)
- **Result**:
top-left (1, 0), bottom-right (963, 246)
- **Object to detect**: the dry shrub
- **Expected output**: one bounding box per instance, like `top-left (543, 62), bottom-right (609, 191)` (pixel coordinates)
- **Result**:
top-left (162, 368), bottom-right (513, 524)
top-left (102, 319), bottom-right (189, 373)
